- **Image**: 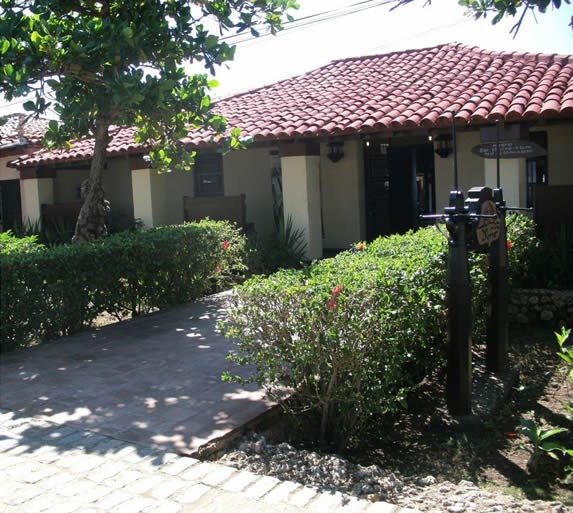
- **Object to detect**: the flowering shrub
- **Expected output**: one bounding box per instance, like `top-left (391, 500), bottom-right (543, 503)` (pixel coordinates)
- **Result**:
top-left (224, 227), bottom-right (455, 447)
top-left (1, 220), bottom-right (247, 351)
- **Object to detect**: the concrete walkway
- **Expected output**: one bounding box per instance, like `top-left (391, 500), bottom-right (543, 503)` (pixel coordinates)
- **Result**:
top-left (0, 291), bottom-right (272, 455)
top-left (0, 292), bottom-right (419, 513)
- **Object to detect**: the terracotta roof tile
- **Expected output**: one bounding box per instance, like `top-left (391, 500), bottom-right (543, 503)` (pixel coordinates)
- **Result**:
top-left (1, 114), bottom-right (49, 146)
top-left (13, 42), bottom-right (573, 168)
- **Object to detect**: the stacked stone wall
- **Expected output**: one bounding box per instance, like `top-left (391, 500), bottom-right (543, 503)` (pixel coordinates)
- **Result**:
top-left (509, 289), bottom-right (573, 325)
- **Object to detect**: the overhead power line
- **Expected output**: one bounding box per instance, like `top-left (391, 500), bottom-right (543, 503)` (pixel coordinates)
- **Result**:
top-left (220, 0), bottom-right (396, 46)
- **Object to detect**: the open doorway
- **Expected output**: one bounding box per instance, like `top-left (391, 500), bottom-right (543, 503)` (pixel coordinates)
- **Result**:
top-left (364, 138), bottom-right (435, 240)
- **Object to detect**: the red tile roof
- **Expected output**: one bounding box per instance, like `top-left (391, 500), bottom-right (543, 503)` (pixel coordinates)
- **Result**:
top-left (13, 43), bottom-right (573, 168)
top-left (0, 113), bottom-right (50, 146)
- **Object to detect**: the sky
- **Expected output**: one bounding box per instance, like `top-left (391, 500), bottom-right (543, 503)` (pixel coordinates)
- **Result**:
top-left (0, 0), bottom-right (571, 114)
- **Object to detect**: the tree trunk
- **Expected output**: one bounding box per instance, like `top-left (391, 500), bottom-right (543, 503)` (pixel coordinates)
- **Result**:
top-left (72, 117), bottom-right (111, 243)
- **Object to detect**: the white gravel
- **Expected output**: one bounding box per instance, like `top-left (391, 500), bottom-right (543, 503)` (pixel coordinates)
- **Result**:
top-left (217, 433), bottom-right (567, 513)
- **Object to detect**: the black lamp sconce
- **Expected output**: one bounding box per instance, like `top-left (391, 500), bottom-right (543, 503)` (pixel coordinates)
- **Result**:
top-left (327, 140), bottom-right (345, 163)
top-left (433, 134), bottom-right (453, 159)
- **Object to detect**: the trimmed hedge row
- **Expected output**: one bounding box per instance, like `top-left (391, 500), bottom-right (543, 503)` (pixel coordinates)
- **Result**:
top-left (1, 220), bottom-right (247, 351)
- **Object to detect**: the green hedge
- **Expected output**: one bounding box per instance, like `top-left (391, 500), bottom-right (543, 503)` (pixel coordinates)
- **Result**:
top-left (224, 228), bottom-right (452, 447)
top-left (224, 219), bottom-right (539, 448)
top-left (1, 220), bottom-right (247, 351)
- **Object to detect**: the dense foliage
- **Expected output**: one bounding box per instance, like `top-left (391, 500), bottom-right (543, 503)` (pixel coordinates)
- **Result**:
top-left (0, 230), bottom-right (44, 254)
top-left (0, 220), bottom-right (246, 351)
top-left (224, 215), bottom-right (545, 447)
top-left (0, 0), bottom-right (296, 241)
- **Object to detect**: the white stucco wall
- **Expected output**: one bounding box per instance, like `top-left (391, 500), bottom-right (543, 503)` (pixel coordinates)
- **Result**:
top-left (321, 138), bottom-right (365, 248)
top-left (484, 158), bottom-right (526, 207)
top-left (434, 130), bottom-right (485, 211)
top-left (224, 147), bottom-right (275, 236)
top-left (20, 178), bottom-right (54, 226)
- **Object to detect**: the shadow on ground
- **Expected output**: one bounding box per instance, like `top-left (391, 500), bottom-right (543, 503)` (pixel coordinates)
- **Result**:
top-left (0, 291), bottom-right (274, 461)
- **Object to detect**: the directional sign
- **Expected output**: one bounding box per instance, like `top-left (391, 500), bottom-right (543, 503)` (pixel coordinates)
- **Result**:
top-left (471, 140), bottom-right (546, 159)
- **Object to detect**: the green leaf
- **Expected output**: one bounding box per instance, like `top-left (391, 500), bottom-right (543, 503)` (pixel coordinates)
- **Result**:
top-left (1, 39), bottom-right (10, 55)
top-left (30, 31), bottom-right (41, 44)
top-left (23, 100), bottom-right (35, 111)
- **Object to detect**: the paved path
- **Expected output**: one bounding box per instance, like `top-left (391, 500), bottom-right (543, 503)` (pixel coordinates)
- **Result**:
top-left (0, 291), bottom-right (272, 455)
top-left (0, 292), bottom-right (420, 512)
top-left (0, 409), bottom-right (418, 513)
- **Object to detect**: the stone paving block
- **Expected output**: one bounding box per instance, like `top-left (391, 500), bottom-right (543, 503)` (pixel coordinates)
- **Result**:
top-left (201, 465), bottom-right (237, 487)
top-left (5, 442), bottom-right (32, 456)
top-left (31, 445), bottom-right (66, 464)
top-left (307, 490), bottom-right (346, 512)
top-left (109, 469), bottom-right (146, 489)
top-left (129, 474), bottom-right (167, 494)
top-left (86, 460), bottom-right (130, 483)
top-left (159, 457), bottom-right (199, 476)
top-left (2, 483), bottom-right (44, 506)
top-left (335, 496), bottom-right (371, 513)
top-left (243, 475), bottom-right (281, 499)
top-left (364, 502), bottom-right (399, 513)
top-left (180, 461), bottom-right (218, 482)
top-left (9, 461), bottom-right (59, 484)
top-left (263, 480), bottom-right (301, 504)
top-left (0, 437), bottom-right (19, 451)
top-left (96, 489), bottom-right (133, 510)
top-left (90, 437), bottom-right (127, 455)
top-left (172, 483), bottom-right (211, 504)
top-left (79, 484), bottom-right (115, 503)
top-left (55, 478), bottom-right (95, 498)
top-left (20, 495), bottom-right (53, 513)
top-left (142, 500), bottom-right (182, 513)
top-left (147, 478), bottom-right (188, 500)
top-left (288, 486), bottom-right (319, 508)
top-left (42, 498), bottom-right (87, 513)
top-left (57, 453), bottom-right (106, 473)
top-left (219, 469), bottom-right (259, 493)
top-left (36, 470), bottom-right (76, 491)
top-left (109, 496), bottom-right (156, 513)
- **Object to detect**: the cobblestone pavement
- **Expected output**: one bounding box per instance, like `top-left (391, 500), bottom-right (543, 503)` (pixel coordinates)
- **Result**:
top-left (0, 409), bottom-right (419, 513)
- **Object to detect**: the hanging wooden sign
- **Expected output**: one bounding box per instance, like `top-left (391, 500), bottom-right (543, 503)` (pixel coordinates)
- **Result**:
top-left (471, 140), bottom-right (546, 159)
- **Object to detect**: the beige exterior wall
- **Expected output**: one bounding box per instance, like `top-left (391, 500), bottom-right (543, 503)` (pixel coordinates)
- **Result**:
top-left (532, 123), bottom-right (573, 186)
top-left (282, 155), bottom-right (322, 260)
top-left (224, 147), bottom-right (275, 236)
top-left (321, 138), bottom-right (365, 248)
top-left (164, 170), bottom-right (195, 225)
top-left (435, 130), bottom-right (485, 211)
top-left (0, 157), bottom-right (20, 181)
top-left (484, 158), bottom-right (527, 207)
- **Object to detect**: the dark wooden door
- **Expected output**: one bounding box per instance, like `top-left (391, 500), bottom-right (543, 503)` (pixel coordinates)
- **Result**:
top-left (0, 180), bottom-right (22, 232)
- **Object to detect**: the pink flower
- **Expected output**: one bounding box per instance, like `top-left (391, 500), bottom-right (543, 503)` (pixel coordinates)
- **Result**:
top-left (328, 297), bottom-right (336, 311)
top-left (506, 240), bottom-right (513, 250)
top-left (222, 240), bottom-right (230, 250)
top-left (356, 243), bottom-right (365, 251)
top-left (215, 264), bottom-right (222, 273)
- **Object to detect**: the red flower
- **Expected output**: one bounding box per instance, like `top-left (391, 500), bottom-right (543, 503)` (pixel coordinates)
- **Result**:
top-left (328, 297), bottom-right (336, 311)
top-left (505, 432), bottom-right (517, 438)
top-left (331, 285), bottom-right (344, 297)
top-left (222, 240), bottom-right (230, 250)
top-left (356, 243), bottom-right (365, 251)
top-left (506, 240), bottom-right (513, 250)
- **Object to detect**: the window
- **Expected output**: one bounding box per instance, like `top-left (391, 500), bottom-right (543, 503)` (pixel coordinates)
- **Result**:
top-left (194, 152), bottom-right (224, 196)
top-left (526, 131), bottom-right (548, 208)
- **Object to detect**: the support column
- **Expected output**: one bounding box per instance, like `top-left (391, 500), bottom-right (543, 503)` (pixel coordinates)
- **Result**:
top-left (485, 159), bottom-right (526, 208)
top-left (20, 177), bottom-right (54, 227)
top-left (131, 168), bottom-right (168, 228)
top-left (280, 143), bottom-right (322, 260)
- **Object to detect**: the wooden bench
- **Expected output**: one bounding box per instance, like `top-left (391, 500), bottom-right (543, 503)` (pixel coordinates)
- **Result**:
top-left (183, 194), bottom-right (247, 228)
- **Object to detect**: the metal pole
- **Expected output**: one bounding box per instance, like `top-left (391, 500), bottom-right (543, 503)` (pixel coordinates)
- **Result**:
top-left (452, 111), bottom-right (459, 190)
top-left (496, 120), bottom-right (500, 188)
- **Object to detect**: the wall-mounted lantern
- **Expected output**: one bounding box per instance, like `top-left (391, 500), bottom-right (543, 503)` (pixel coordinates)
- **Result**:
top-left (327, 140), bottom-right (344, 163)
top-left (434, 134), bottom-right (453, 159)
